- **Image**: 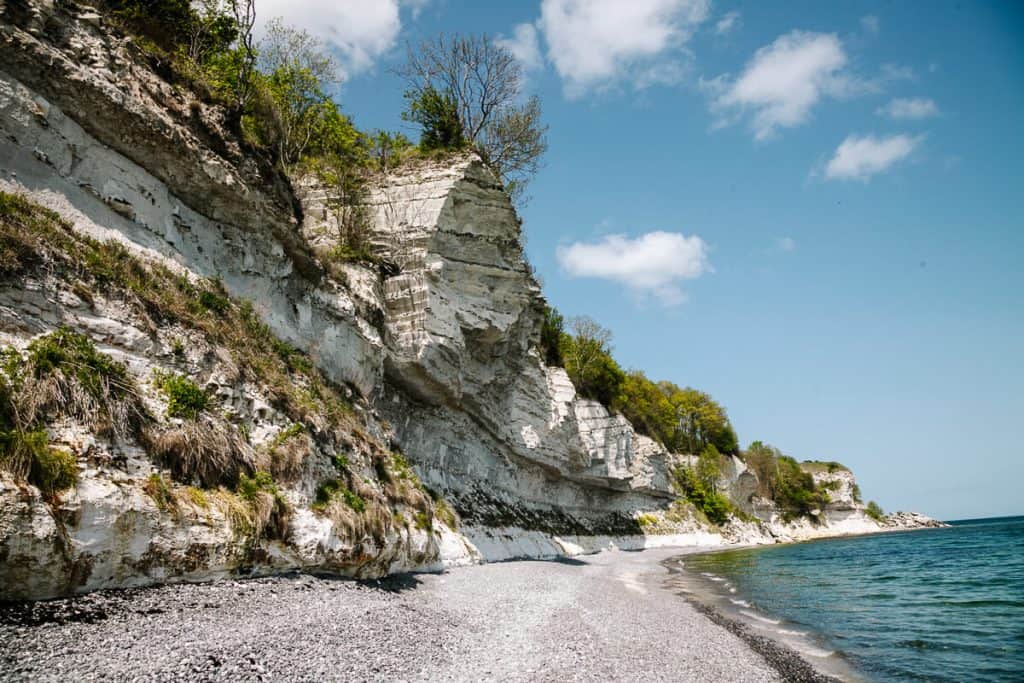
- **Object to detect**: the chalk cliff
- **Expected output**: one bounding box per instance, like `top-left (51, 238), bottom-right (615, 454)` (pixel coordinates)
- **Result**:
top-left (0, 2), bottom-right (941, 599)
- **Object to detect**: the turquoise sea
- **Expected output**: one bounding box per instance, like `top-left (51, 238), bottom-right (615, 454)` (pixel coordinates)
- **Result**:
top-left (674, 516), bottom-right (1024, 682)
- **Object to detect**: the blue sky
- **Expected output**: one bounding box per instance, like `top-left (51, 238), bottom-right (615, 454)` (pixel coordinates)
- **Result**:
top-left (259, 1), bottom-right (1024, 521)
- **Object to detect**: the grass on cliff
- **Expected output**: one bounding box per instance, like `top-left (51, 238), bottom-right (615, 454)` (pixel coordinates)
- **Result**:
top-left (0, 429), bottom-right (77, 496)
top-left (0, 326), bottom-right (148, 497)
top-left (2, 191), bottom-right (452, 543)
top-left (866, 500), bottom-right (886, 522)
top-left (0, 191), bottom-right (357, 435)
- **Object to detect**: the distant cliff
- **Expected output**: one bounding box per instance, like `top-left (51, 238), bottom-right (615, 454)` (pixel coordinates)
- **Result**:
top-left (0, 1), bottom-right (941, 600)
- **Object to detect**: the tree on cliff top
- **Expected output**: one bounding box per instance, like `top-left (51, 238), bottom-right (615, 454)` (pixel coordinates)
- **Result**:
top-left (398, 34), bottom-right (548, 204)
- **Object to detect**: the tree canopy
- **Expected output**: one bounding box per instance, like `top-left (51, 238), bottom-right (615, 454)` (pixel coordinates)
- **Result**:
top-left (547, 308), bottom-right (739, 456)
top-left (399, 34), bottom-right (548, 203)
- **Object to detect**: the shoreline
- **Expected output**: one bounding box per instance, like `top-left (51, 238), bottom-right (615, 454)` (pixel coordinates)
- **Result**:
top-left (0, 545), bottom-right (836, 682)
top-left (659, 549), bottom-right (860, 683)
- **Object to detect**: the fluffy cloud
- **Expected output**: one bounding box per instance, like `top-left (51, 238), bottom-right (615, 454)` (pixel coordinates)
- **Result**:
top-left (703, 31), bottom-right (858, 140)
top-left (256, 0), bottom-right (416, 77)
top-left (824, 134), bottom-right (921, 181)
top-left (860, 15), bottom-right (880, 35)
top-left (538, 0), bottom-right (710, 97)
top-left (715, 11), bottom-right (741, 35)
top-left (777, 236), bottom-right (796, 252)
top-left (556, 231), bottom-right (711, 305)
top-left (497, 23), bottom-right (543, 72)
top-left (877, 97), bottom-right (939, 119)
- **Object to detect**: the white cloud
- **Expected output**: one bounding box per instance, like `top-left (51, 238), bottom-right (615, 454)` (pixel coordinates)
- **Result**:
top-left (877, 97), bottom-right (939, 119)
top-left (538, 0), bottom-right (710, 97)
top-left (257, 0), bottom-right (417, 77)
top-left (704, 31), bottom-right (857, 140)
top-left (556, 231), bottom-right (711, 305)
top-left (715, 11), bottom-right (741, 35)
top-left (860, 15), bottom-right (880, 35)
top-left (824, 134), bottom-right (921, 181)
top-left (497, 23), bottom-right (543, 72)
top-left (777, 236), bottom-right (796, 252)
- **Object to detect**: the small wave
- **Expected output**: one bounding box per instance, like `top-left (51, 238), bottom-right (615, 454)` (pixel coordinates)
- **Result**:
top-left (800, 646), bottom-right (837, 658)
top-left (740, 610), bottom-right (781, 625)
top-left (778, 629), bottom-right (808, 636)
top-left (729, 598), bottom-right (751, 608)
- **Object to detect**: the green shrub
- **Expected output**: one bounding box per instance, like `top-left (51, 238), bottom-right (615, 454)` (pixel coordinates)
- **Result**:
top-left (155, 372), bottom-right (209, 419)
top-left (539, 305), bottom-right (565, 367)
top-left (26, 328), bottom-right (132, 400)
top-left (402, 86), bottom-right (466, 152)
top-left (314, 478), bottom-right (365, 512)
top-left (672, 464), bottom-right (733, 526)
top-left (414, 510), bottom-right (433, 531)
top-left (198, 289), bottom-right (229, 314)
top-left (0, 429), bottom-right (77, 495)
top-left (851, 482), bottom-right (863, 503)
top-left (637, 513), bottom-right (659, 530)
top-left (238, 470), bottom-right (278, 500)
top-left (270, 423), bottom-right (304, 448)
top-left (10, 328), bottom-right (149, 441)
top-left (866, 500), bottom-right (885, 522)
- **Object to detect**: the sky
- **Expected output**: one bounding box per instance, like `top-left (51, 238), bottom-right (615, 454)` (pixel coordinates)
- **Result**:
top-left (257, 0), bottom-right (1024, 521)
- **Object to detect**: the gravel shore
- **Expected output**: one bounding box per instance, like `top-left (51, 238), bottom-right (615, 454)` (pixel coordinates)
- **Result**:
top-left (1, 547), bottom-right (831, 681)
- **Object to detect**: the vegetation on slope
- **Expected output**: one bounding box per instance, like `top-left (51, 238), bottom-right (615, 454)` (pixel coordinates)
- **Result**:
top-left (541, 304), bottom-right (868, 524)
top-left (744, 441), bottom-right (841, 521)
top-left (100, 0), bottom-right (546, 282)
top-left (542, 308), bottom-right (739, 456)
top-left (0, 191), bottom-right (445, 547)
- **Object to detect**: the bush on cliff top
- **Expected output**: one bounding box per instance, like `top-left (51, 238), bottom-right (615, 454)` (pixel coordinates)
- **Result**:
top-left (744, 441), bottom-right (835, 521)
top-left (866, 500), bottom-right (885, 522)
top-left (546, 308), bottom-right (739, 457)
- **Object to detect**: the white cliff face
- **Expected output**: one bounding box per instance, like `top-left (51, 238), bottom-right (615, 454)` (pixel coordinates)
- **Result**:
top-left (337, 157), bottom-right (679, 532)
top-left (0, 13), bottom-right (382, 397)
top-left (0, 279), bottom-right (439, 600)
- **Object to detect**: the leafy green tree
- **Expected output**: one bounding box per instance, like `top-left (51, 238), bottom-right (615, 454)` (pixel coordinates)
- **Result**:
top-left (257, 19), bottom-right (342, 167)
top-left (106, 0), bottom-right (204, 52)
top-left (402, 86), bottom-right (466, 152)
top-left (368, 130), bottom-right (415, 173)
top-left (673, 463), bottom-right (732, 526)
top-left (560, 317), bottom-right (624, 406)
top-left (696, 444), bottom-right (723, 494)
top-left (398, 34), bottom-right (547, 203)
top-left (656, 385), bottom-right (739, 455)
top-left (615, 371), bottom-right (675, 444)
top-left (742, 441), bottom-right (839, 521)
top-left (539, 305), bottom-right (565, 367)
top-left (866, 500), bottom-right (885, 522)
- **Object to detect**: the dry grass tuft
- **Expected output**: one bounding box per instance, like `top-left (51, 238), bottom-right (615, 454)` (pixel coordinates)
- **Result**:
top-left (142, 416), bottom-right (255, 488)
top-left (265, 424), bottom-right (310, 484)
top-left (0, 429), bottom-right (77, 496)
top-left (10, 328), bottom-right (149, 441)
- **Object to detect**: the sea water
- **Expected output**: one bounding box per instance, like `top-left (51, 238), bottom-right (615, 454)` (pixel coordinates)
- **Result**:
top-left (673, 517), bottom-right (1024, 682)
